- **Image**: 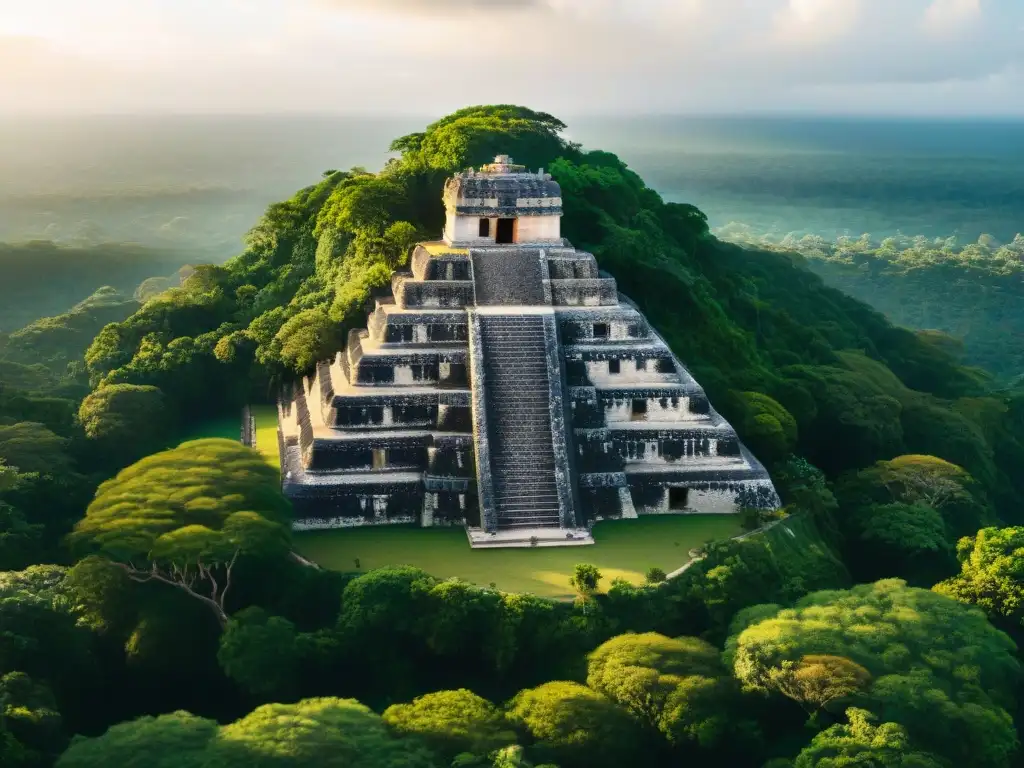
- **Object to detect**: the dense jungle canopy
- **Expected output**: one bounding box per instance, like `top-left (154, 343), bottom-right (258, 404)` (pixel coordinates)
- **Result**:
top-left (1, 105), bottom-right (1023, 768)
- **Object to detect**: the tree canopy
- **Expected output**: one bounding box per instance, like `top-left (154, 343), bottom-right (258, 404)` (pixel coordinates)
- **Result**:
top-left (729, 580), bottom-right (1020, 766)
top-left (56, 698), bottom-right (439, 768)
top-left (382, 689), bottom-right (517, 760)
top-left (70, 439), bottom-right (291, 626)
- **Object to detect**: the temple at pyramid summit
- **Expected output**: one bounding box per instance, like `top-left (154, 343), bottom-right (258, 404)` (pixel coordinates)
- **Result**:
top-left (277, 155), bottom-right (779, 548)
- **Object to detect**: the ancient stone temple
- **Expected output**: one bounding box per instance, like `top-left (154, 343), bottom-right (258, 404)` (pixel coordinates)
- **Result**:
top-left (277, 155), bottom-right (779, 547)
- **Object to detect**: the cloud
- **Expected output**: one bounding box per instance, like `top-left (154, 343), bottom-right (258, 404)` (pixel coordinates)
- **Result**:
top-left (923, 0), bottom-right (982, 36)
top-left (318, 0), bottom-right (542, 14)
top-left (3, 0), bottom-right (1023, 115)
top-left (775, 0), bottom-right (864, 43)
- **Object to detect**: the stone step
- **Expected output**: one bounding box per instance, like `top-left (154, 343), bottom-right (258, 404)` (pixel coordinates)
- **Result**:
top-left (477, 313), bottom-right (568, 531)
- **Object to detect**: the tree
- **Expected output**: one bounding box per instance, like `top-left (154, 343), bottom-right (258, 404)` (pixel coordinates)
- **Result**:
top-left (274, 308), bottom-right (344, 373)
top-left (878, 455), bottom-right (976, 510)
top-left (77, 384), bottom-right (169, 467)
top-left (847, 503), bottom-right (956, 586)
top-left (506, 681), bottom-right (640, 768)
top-left (768, 655), bottom-right (871, 718)
top-left (57, 698), bottom-right (439, 768)
top-left (645, 567), bottom-right (667, 585)
top-left (586, 633), bottom-right (743, 748)
top-left (382, 689), bottom-right (516, 760)
top-left (382, 221), bottom-right (419, 268)
top-left (217, 607), bottom-right (302, 699)
top-left (0, 423), bottom-right (73, 477)
top-left (734, 391), bottom-right (798, 464)
top-left (794, 708), bottom-right (944, 768)
top-left (840, 455), bottom-right (990, 540)
top-left (0, 672), bottom-right (65, 768)
top-left (935, 526), bottom-right (1024, 630)
top-left (69, 439), bottom-right (292, 628)
top-left (729, 580), bottom-right (1020, 767)
top-left (570, 564), bottom-right (602, 598)
top-left (0, 463), bottom-right (45, 571)
top-left (587, 633), bottom-right (723, 723)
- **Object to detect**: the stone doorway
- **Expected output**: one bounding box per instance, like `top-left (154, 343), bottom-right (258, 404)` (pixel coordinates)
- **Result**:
top-left (496, 218), bottom-right (516, 244)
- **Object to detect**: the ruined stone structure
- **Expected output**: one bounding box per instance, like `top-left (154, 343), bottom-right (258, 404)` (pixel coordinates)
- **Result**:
top-left (278, 155), bottom-right (779, 547)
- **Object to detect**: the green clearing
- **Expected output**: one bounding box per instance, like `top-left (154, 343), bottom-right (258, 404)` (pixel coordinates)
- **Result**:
top-left (252, 404), bottom-right (281, 468)
top-left (177, 414), bottom-right (241, 444)
top-left (295, 515), bottom-right (742, 599)
top-left (174, 405), bottom-right (279, 470)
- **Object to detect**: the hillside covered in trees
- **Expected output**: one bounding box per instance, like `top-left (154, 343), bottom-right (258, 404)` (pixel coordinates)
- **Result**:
top-left (721, 225), bottom-right (1024, 383)
top-left (0, 241), bottom-right (193, 332)
top-left (3, 106), bottom-right (1024, 768)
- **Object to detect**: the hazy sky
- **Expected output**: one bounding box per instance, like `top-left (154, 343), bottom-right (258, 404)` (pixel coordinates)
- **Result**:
top-left (3, 0), bottom-right (1023, 116)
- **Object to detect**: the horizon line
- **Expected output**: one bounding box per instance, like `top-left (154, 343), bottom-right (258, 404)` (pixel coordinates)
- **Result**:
top-left (2, 109), bottom-right (1024, 122)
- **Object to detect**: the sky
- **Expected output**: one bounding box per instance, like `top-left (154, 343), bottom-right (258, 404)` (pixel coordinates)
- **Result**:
top-left (2, 0), bottom-right (1024, 116)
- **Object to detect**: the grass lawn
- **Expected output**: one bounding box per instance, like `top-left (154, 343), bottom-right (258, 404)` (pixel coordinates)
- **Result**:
top-left (251, 404), bottom-right (281, 469)
top-left (175, 405), bottom-right (279, 470)
top-left (177, 414), bottom-right (241, 444)
top-left (295, 515), bottom-right (741, 599)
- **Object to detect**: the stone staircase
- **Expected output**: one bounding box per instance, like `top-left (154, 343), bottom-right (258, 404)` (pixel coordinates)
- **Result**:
top-left (479, 315), bottom-right (563, 529)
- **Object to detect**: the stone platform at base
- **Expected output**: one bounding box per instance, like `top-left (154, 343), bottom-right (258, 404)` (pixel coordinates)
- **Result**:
top-left (466, 527), bottom-right (595, 549)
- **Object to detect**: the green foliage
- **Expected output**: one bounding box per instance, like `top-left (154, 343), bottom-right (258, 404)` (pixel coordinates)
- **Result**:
top-left (506, 681), bottom-right (640, 768)
top-left (58, 698), bottom-right (439, 768)
top-left (8, 104), bottom-right (1024, 768)
top-left (767, 655), bottom-right (872, 717)
top-left (77, 384), bottom-right (170, 468)
top-left (0, 566), bottom-right (99, 749)
top-left (0, 242), bottom-right (188, 333)
top-left (838, 455), bottom-right (992, 541)
top-left (570, 564), bottom-right (602, 597)
top-left (586, 633), bottom-right (742, 748)
top-left (274, 307), bottom-right (344, 373)
top-left (645, 568), bottom-right (667, 585)
top-left (733, 391), bottom-right (799, 464)
top-left (729, 580), bottom-right (1020, 767)
top-left (0, 287), bottom-right (139, 377)
top-left (217, 607), bottom-right (302, 699)
top-left (687, 516), bottom-right (849, 635)
top-left (0, 672), bottom-right (65, 768)
top-left (0, 423), bottom-right (72, 477)
top-left (848, 503), bottom-right (955, 586)
top-left (726, 228), bottom-right (1024, 381)
top-left (793, 707), bottom-right (944, 768)
top-left (382, 689), bottom-right (516, 760)
top-left (935, 526), bottom-right (1024, 632)
top-left (70, 439), bottom-right (291, 626)
top-left (395, 106), bottom-right (572, 174)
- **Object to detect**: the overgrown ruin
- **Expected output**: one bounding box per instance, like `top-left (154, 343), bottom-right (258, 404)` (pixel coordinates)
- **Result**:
top-left (278, 156), bottom-right (779, 547)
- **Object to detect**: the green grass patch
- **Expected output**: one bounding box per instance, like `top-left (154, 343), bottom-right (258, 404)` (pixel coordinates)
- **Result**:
top-left (252, 404), bottom-right (280, 469)
top-left (177, 414), bottom-right (241, 444)
top-left (295, 515), bottom-right (742, 599)
top-left (174, 406), bottom-right (278, 470)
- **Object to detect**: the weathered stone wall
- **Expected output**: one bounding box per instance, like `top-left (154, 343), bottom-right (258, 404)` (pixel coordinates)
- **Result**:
top-left (515, 215), bottom-right (561, 243)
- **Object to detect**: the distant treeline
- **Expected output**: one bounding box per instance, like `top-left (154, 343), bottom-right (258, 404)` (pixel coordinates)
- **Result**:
top-left (0, 241), bottom-right (195, 331)
top-left (719, 226), bottom-right (1024, 382)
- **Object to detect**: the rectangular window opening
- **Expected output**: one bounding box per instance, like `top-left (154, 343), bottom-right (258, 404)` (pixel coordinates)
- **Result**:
top-left (608, 359), bottom-right (621, 375)
top-left (479, 218), bottom-right (491, 237)
top-left (372, 448), bottom-right (387, 470)
top-left (631, 399), bottom-right (648, 421)
top-left (669, 487), bottom-right (689, 511)
top-left (496, 218), bottom-right (516, 244)
top-left (593, 323), bottom-right (610, 339)
top-left (636, 358), bottom-right (648, 372)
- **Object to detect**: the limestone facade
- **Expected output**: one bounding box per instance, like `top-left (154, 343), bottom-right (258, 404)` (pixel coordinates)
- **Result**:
top-left (278, 156), bottom-right (779, 545)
